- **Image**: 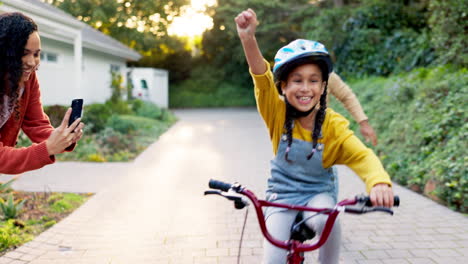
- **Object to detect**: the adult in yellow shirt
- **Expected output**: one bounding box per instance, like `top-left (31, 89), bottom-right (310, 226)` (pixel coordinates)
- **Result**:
top-left (235, 8), bottom-right (394, 264)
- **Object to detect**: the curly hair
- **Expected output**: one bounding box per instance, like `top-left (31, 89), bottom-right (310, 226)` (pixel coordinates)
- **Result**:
top-left (0, 12), bottom-right (38, 120)
top-left (276, 57), bottom-right (330, 162)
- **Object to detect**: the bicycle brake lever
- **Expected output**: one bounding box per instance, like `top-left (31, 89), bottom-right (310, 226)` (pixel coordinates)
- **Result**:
top-left (204, 190), bottom-right (248, 209)
top-left (204, 190), bottom-right (222, 196)
top-left (367, 206), bottom-right (394, 215)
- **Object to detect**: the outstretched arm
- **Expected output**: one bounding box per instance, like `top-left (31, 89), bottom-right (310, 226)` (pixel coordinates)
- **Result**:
top-left (235, 9), bottom-right (266, 75)
top-left (328, 73), bottom-right (378, 145)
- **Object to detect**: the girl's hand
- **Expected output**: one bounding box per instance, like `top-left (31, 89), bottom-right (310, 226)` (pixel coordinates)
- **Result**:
top-left (370, 183), bottom-right (394, 208)
top-left (235, 8), bottom-right (258, 40)
top-left (45, 108), bottom-right (85, 155)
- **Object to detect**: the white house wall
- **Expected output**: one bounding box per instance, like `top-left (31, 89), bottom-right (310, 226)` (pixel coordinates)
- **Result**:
top-left (37, 38), bottom-right (128, 106)
top-left (81, 48), bottom-right (127, 104)
top-left (132, 68), bottom-right (168, 108)
top-left (36, 37), bottom-right (76, 105)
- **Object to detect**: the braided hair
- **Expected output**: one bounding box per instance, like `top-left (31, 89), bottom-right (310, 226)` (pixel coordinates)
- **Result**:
top-left (276, 57), bottom-right (330, 162)
top-left (0, 12), bottom-right (38, 120)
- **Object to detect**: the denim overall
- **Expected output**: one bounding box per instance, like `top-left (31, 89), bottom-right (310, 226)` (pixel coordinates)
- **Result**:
top-left (265, 133), bottom-right (338, 217)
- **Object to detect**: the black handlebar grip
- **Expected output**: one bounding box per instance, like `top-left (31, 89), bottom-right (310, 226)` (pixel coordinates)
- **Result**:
top-left (364, 196), bottom-right (400, 207)
top-left (208, 179), bottom-right (232, 192)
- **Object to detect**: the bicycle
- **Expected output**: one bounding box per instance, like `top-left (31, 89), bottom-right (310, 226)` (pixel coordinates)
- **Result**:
top-left (204, 179), bottom-right (400, 264)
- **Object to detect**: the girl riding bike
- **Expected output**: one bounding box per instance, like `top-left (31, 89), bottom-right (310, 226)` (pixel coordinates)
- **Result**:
top-left (235, 8), bottom-right (395, 264)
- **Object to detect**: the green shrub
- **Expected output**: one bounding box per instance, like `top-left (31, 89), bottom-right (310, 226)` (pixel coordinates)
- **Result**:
top-left (135, 101), bottom-right (163, 120)
top-left (106, 115), bottom-right (137, 134)
top-left (170, 81), bottom-right (255, 108)
top-left (43, 105), bottom-right (68, 127)
top-left (0, 220), bottom-right (33, 252)
top-left (332, 65), bottom-right (467, 212)
top-left (428, 0), bottom-right (468, 67)
top-left (104, 99), bottom-right (133, 115)
top-left (82, 103), bottom-right (113, 133)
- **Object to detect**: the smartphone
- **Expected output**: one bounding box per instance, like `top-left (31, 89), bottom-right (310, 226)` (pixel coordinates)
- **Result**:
top-left (68, 98), bottom-right (83, 128)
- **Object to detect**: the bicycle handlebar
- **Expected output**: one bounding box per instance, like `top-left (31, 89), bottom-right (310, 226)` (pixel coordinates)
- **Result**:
top-left (205, 179), bottom-right (400, 253)
top-left (208, 179), bottom-right (233, 192)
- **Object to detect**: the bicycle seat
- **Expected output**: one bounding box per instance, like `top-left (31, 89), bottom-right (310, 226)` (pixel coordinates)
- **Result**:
top-left (290, 212), bottom-right (316, 242)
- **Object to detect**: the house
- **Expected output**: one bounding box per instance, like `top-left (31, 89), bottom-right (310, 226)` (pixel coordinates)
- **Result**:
top-left (131, 68), bottom-right (168, 108)
top-left (0, 0), bottom-right (142, 106)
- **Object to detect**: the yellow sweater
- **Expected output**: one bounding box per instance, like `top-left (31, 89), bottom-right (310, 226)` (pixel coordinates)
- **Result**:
top-left (251, 61), bottom-right (392, 193)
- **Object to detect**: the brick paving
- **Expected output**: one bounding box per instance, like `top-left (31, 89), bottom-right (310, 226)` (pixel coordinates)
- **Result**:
top-left (0, 108), bottom-right (466, 264)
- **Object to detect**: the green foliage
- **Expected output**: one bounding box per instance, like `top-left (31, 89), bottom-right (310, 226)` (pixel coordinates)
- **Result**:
top-left (331, 65), bottom-right (467, 212)
top-left (201, 0), bottom-right (312, 90)
top-left (170, 81), bottom-right (255, 108)
top-left (132, 100), bottom-right (162, 120)
top-left (0, 195), bottom-right (26, 220)
top-left (106, 115), bottom-right (138, 134)
top-left (0, 220), bottom-right (33, 252)
top-left (104, 99), bottom-right (133, 115)
top-left (82, 103), bottom-right (113, 133)
top-left (43, 105), bottom-right (68, 127)
top-left (109, 70), bottom-right (126, 103)
top-left (48, 193), bottom-right (85, 213)
top-left (0, 179), bottom-right (14, 193)
top-left (301, 0), bottom-right (435, 78)
top-left (428, 0), bottom-right (468, 66)
top-left (0, 179), bottom-right (24, 220)
top-left (50, 0), bottom-right (192, 82)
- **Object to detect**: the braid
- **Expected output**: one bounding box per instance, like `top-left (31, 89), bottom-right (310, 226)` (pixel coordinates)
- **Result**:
top-left (284, 106), bottom-right (294, 163)
top-left (307, 83), bottom-right (328, 160)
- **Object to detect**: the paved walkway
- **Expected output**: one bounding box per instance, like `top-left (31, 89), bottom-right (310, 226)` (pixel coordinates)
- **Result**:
top-left (0, 108), bottom-right (466, 264)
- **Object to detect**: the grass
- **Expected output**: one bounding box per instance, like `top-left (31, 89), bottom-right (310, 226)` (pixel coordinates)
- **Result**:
top-left (0, 191), bottom-right (92, 255)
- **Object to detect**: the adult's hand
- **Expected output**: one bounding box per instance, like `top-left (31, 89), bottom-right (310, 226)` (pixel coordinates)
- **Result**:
top-left (359, 120), bottom-right (378, 146)
top-left (46, 108), bottom-right (85, 155)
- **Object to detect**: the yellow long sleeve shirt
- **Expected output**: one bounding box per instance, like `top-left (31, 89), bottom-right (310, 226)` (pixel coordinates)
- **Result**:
top-left (251, 61), bottom-right (391, 193)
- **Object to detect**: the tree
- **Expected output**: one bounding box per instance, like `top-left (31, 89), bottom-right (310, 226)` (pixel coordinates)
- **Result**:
top-left (200, 0), bottom-right (313, 88)
top-left (45, 0), bottom-right (191, 78)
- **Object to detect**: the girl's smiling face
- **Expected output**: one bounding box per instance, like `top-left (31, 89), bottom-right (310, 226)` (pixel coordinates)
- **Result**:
top-left (281, 63), bottom-right (326, 112)
top-left (21, 31), bottom-right (41, 84)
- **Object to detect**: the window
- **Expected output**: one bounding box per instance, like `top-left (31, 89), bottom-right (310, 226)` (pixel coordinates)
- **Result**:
top-left (40, 51), bottom-right (59, 63)
top-left (110, 64), bottom-right (121, 72)
top-left (141, 79), bottom-right (148, 89)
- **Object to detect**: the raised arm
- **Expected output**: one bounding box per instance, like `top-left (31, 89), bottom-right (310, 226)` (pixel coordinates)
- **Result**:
top-left (235, 9), bottom-right (266, 75)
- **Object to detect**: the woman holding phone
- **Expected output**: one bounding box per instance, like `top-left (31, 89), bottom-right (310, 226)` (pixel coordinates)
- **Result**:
top-left (0, 12), bottom-right (85, 174)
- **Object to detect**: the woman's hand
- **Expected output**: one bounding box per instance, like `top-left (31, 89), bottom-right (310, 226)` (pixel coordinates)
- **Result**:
top-left (45, 108), bottom-right (85, 155)
top-left (370, 183), bottom-right (394, 207)
top-left (235, 8), bottom-right (258, 40)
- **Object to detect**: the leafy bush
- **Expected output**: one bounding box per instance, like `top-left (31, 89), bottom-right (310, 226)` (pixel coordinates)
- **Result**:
top-left (105, 99), bottom-right (133, 115)
top-left (170, 81), bottom-right (255, 108)
top-left (43, 105), bottom-right (68, 127)
top-left (106, 115), bottom-right (137, 134)
top-left (0, 220), bottom-right (33, 252)
top-left (331, 65), bottom-right (467, 212)
top-left (82, 103), bottom-right (113, 133)
top-left (134, 100), bottom-right (163, 120)
top-left (428, 0), bottom-right (468, 66)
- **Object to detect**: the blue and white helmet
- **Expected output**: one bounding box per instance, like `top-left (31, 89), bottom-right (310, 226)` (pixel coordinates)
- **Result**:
top-left (273, 39), bottom-right (333, 80)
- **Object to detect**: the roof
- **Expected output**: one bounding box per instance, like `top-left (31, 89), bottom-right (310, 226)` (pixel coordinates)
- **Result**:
top-left (5, 0), bottom-right (141, 61)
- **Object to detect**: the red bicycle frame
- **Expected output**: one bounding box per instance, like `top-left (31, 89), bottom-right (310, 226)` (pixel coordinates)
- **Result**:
top-left (205, 179), bottom-right (398, 264)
